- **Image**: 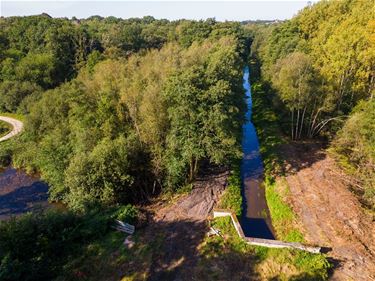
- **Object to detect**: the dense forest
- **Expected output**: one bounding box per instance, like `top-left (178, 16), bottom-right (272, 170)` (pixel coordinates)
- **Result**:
top-left (0, 16), bottom-right (253, 279)
top-left (0, 0), bottom-right (374, 279)
top-left (247, 0), bottom-right (374, 209)
top-left (0, 15), bottom-right (249, 210)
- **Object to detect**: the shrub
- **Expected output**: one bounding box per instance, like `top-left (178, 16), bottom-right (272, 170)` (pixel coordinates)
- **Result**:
top-left (219, 161), bottom-right (242, 216)
top-left (113, 204), bottom-right (139, 225)
top-left (0, 207), bottom-right (129, 281)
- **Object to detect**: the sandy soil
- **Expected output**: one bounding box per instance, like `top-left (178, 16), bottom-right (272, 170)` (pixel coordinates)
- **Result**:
top-left (280, 142), bottom-right (375, 281)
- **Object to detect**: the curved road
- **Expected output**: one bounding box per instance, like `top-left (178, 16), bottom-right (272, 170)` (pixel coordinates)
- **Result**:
top-left (0, 116), bottom-right (24, 142)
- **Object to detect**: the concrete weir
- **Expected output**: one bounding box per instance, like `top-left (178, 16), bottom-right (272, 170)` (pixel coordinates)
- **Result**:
top-left (213, 209), bottom-right (321, 254)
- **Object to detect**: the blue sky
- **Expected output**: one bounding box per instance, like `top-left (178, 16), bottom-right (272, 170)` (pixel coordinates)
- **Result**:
top-left (1, 1), bottom-right (315, 21)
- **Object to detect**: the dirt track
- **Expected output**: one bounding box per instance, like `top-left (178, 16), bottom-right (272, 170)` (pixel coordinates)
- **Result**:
top-left (146, 167), bottom-right (228, 280)
top-left (0, 116), bottom-right (23, 142)
top-left (281, 142), bottom-right (375, 281)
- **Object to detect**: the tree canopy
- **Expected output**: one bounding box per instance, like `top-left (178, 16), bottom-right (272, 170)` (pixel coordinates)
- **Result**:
top-left (1, 15), bottom-right (248, 210)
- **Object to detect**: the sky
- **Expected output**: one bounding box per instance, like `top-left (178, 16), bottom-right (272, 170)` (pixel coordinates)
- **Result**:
top-left (1, 1), bottom-right (315, 21)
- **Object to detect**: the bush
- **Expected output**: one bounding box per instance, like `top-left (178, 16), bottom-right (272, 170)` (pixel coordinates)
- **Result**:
top-left (219, 160), bottom-right (242, 216)
top-left (332, 99), bottom-right (375, 209)
top-left (0, 140), bottom-right (13, 167)
top-left (0, 207), bottom-right (128, 281)
top-left (113, 204), bottom-right (139, 225)
top-left (0, 211), bottom-right (82, 280)
top-left (0, 121), bottom-right (11, 137)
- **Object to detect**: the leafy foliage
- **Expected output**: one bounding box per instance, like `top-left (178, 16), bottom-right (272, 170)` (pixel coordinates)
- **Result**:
top-left (0, 209), bottom-right (115, 281)
top-left (218, 161), bottom-right (242, 216)
top-left (249, 0), bottom-right (374, 138)
top-left (332, 99), bottom-right (375, 209)
top-left (4, 20), bottom-right (247, 209)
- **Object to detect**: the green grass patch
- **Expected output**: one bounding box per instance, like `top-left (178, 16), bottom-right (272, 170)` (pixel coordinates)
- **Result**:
top-left (0, 112), bottom-right (25, 122)
top-left (0, 120), bottom-right (12, 138)
top-left (264, 176), bottom-right (304, 242)
top-left (204, 216), bottom-right (330, 280)
top-left (251, 82), bottom-right (286, 177)
top-left (217, 160), bottom-right (242, 216)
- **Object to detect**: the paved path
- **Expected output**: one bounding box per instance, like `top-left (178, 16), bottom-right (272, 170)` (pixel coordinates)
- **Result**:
top-left (0, 116), bottom-right (23, 142)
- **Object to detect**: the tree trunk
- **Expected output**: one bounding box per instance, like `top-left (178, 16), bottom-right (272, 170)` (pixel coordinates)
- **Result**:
top-left (291, 109), bottom-right (294, 140)
top-left (189, 157), bottom-right (194, 182)
top-left (193, 157), bottom-right (199, 178)
top-left (295, 108), bottom-right (300, 140)
top-left (309, 108), bottom-right (321, 138)
top-left (299, 106), bottom-right (307, 139)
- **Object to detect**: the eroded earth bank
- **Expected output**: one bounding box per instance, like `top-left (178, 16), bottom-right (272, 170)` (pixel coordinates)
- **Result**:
top-left (279, 142), bottom-right (375, 280)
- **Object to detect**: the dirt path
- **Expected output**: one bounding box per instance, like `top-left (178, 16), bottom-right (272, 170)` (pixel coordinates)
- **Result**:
top-left (281, 142), bottom-right (375, 281)
top-left (145, 167), bottom-right (228, 280)
top-left (0, 116), bottom-right (23, 142)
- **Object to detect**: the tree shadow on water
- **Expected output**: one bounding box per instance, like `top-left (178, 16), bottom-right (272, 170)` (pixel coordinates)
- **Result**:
top-left (240, 217), bottom-right (275, 240)
top-left (0, 182), bottom-right (49, 220)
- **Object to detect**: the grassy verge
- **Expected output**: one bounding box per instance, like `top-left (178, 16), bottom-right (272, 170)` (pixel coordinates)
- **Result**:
top-left (217, 159), bottom-right (242, 216)
top-left (199, 216), bottom-right (330, 280)
top-left (0, 112), bottom-right (25, 122)
top-left (264, 176), bottom-right (304, 242)
top-left (248, 65), bottom-right (331, 277)
top-left (0, 120), bottom-right (12, 138)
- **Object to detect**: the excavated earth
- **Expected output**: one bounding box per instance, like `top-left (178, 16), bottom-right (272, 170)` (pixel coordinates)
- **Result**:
top-left (145, 167), bottom-right (229, 280)
top-left (280, 142), bottom-right (375, 281)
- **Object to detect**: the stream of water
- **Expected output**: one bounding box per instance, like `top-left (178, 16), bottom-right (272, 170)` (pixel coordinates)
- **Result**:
top-left (0, 167), bottom-right (49, 220)
top-left (240, 66), bottom-right (275, 239)
top-left (0, 67), bottom-right (276, 230)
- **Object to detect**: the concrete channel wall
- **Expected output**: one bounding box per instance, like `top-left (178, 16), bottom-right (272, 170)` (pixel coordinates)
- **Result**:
top-left (213, 209), bottom-right (321, 254)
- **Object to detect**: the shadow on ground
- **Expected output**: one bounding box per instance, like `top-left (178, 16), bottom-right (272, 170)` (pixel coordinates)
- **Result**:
top-left (117, 218), bottom-right (263, 281)
top-left (279, 141), bottom-right (327, 175)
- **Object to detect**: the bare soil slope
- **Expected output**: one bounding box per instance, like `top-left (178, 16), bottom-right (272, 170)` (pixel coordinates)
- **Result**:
top-left (145, 167), bottom-right (228, 280)
top-left (281, 142), bottom-right (375, 281)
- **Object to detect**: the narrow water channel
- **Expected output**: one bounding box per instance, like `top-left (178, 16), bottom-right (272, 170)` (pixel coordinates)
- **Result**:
top-left (0, 167), bottom-right (49, 220)
top-left (240, 66), bottom-right (275, 239)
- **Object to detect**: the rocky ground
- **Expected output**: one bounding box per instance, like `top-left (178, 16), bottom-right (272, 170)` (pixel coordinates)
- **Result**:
top-left (280, 142), bottom-right (375, 281)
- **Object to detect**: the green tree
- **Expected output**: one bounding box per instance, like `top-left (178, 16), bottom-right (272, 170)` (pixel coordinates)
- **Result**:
top-left (272, 52), bottom-right (315, 139)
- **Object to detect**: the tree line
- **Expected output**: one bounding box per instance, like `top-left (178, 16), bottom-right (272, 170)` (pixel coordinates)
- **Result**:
top-left (0, 15), bottom-right (249, 113)
top-left (0, 15), bottom-right (249, 210)
top-left (246, 0), bottom-right (374, 209)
